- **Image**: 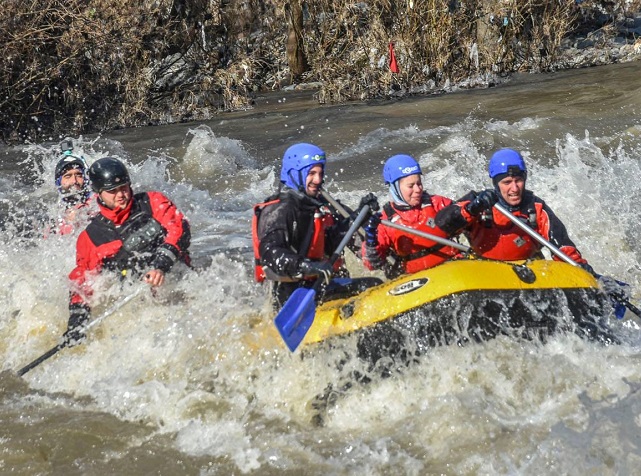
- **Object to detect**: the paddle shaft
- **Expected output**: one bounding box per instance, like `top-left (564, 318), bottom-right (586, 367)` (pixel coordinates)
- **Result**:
top-left (493, 202), bottom-right (576, 265)
top-left (623, 299), bottom-right (641, 317)
top-left (380, 219), bottom-right (471, 253)
top-left (16, 288), bottom-right (143, 377)
top-left (16, 343), bottom-right (65, 377)
top-left (320, 190), bottom-right (366, 240)
top-left (494, 202), bottom-right (641, 319)
top-left (325, 204), bottom-right (371, 269)
top-left (83, 287), bottom-right (143, 332)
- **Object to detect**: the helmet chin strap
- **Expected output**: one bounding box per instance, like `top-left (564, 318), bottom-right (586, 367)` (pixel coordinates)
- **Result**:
top-left (285, 170), bottom-right (305, 192)
top-left (288, 167), bottom-right (323, 194)
top-left (389, 182), bottom-right (409, 207)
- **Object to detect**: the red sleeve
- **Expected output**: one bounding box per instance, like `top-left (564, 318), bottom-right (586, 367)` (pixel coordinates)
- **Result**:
top-left (146, 191), bottom-right (189, 254)
top-left (68, 230), bottom-right (101, 306)
top-left (430, 194), bottom-right (453, 211)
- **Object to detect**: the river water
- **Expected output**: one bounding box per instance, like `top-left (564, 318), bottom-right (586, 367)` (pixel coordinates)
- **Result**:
top-left (1, 61), bottom-right (641, 475)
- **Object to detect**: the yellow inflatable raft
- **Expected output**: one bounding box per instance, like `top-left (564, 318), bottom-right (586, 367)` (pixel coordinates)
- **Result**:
top-left (300, 258), bottom-right (616, 359)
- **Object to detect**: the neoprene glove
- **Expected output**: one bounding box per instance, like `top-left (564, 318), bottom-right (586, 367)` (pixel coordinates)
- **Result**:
top-left (364, 212), bottom-right (381, 246)
top-left (298, 260), bottom-right (333, 284)
top-left (364, 242), bottom-right (384, 269)
top-left (466, 189), bottom-right (498, 216)
top-left (64, 303), bottom-right (90, 346)
top-left (358, 193), bottom-right (380, 213)
top-left (152, 244), bottom-right (179, 273)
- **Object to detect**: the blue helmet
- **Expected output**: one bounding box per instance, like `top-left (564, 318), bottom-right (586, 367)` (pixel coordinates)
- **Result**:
top-left (383, 154), bottom-right (422, 185)
top-left (280, 143), bottom-right (326, 190)
top-left (488, 148), bottom-right (527, 181)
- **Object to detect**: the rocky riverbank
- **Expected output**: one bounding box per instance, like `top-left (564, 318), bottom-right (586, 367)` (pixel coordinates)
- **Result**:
top-left (556, 14), bottom-right (641, 68)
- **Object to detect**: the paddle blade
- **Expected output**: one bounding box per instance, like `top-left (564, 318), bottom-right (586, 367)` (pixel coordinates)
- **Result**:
top-left (274, 287), bottom-right (317, 352)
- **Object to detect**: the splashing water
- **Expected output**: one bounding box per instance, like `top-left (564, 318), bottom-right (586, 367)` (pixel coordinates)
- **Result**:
top-left (2, 62), bottom-right (641, 474)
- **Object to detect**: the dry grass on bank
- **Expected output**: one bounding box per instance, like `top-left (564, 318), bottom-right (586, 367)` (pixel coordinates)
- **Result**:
top-left (1, 0), bottom-right (639, 143)
top-left (302, 0), bottom-right (579, 103)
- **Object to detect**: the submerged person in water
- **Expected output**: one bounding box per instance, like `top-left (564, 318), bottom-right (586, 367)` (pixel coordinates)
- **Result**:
top-left (50, 139), bottom-right (96, 235)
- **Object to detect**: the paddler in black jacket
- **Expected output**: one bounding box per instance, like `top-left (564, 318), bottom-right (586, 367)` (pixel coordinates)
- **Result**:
top-left (252, 142), bottom-right (380, 309)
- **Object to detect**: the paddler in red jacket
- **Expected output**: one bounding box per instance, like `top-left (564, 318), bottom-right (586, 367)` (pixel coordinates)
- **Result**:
top-left (435, 148), bottom-right (593, 269)
top-left (362, 154), bottom-right (460, 278)
top-left (65, 157), bottom-right (191, 344)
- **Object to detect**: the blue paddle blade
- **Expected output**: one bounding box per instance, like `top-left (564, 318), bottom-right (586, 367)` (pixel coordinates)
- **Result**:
top-left (274, 287), bottom-right (317, 352)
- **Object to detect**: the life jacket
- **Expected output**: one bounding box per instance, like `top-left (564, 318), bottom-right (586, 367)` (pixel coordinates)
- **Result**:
top-left (86, 192), bottom-right (166, 274)
top-left (252, 196), bottom-right (339, 282)
top-left (382, 201), bottom-right (459, 275)
top-left (469, 204), bottom-right (541, 260)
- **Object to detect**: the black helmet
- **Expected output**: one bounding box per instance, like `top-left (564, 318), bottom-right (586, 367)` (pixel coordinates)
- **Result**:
top-left (54, 155), bottom-right (88, 185)
top-left (88, 157), bottom-right (131, 193)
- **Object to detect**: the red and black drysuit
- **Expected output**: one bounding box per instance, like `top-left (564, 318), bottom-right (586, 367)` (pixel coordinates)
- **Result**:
top-left (435, 189), bottom-right (588, 263)
top-left (254, 187), bottom-right (374, 309)
top-left (55, 193), bottom-right (97, 236)
top-left (362, 193), bottom-right (461, 278)
top-left (68, 191), bottom-right (190, 320)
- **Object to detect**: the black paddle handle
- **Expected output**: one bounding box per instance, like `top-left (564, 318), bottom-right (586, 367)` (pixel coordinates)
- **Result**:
top-left (329, 205), bottom-right (371, 265)
top-left (16, 343), bottom-right (66, 377)
top-left (320, 190), bottom-right (367, 240)
top-left (624, 300), bottom-right (641, 318)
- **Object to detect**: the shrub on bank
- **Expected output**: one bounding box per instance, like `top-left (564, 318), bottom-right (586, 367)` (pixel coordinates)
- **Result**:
top-left (1, 0), bottom-right (639, 143)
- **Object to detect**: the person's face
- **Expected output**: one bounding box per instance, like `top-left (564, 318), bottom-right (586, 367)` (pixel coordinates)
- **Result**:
top-left (497, 176), bottom-right (525, 206)
top-left (59, 167), bottom-right (85, 193)
top-left (305, 165), bottom-right (324, 197)
top-left (99, 184), bottom-right (132, 210)
top-left (399, 174), bottom-right (423, 207)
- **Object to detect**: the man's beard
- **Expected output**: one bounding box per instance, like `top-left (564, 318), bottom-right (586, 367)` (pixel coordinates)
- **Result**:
top-left (61, 186), bottom-right (88, 207)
